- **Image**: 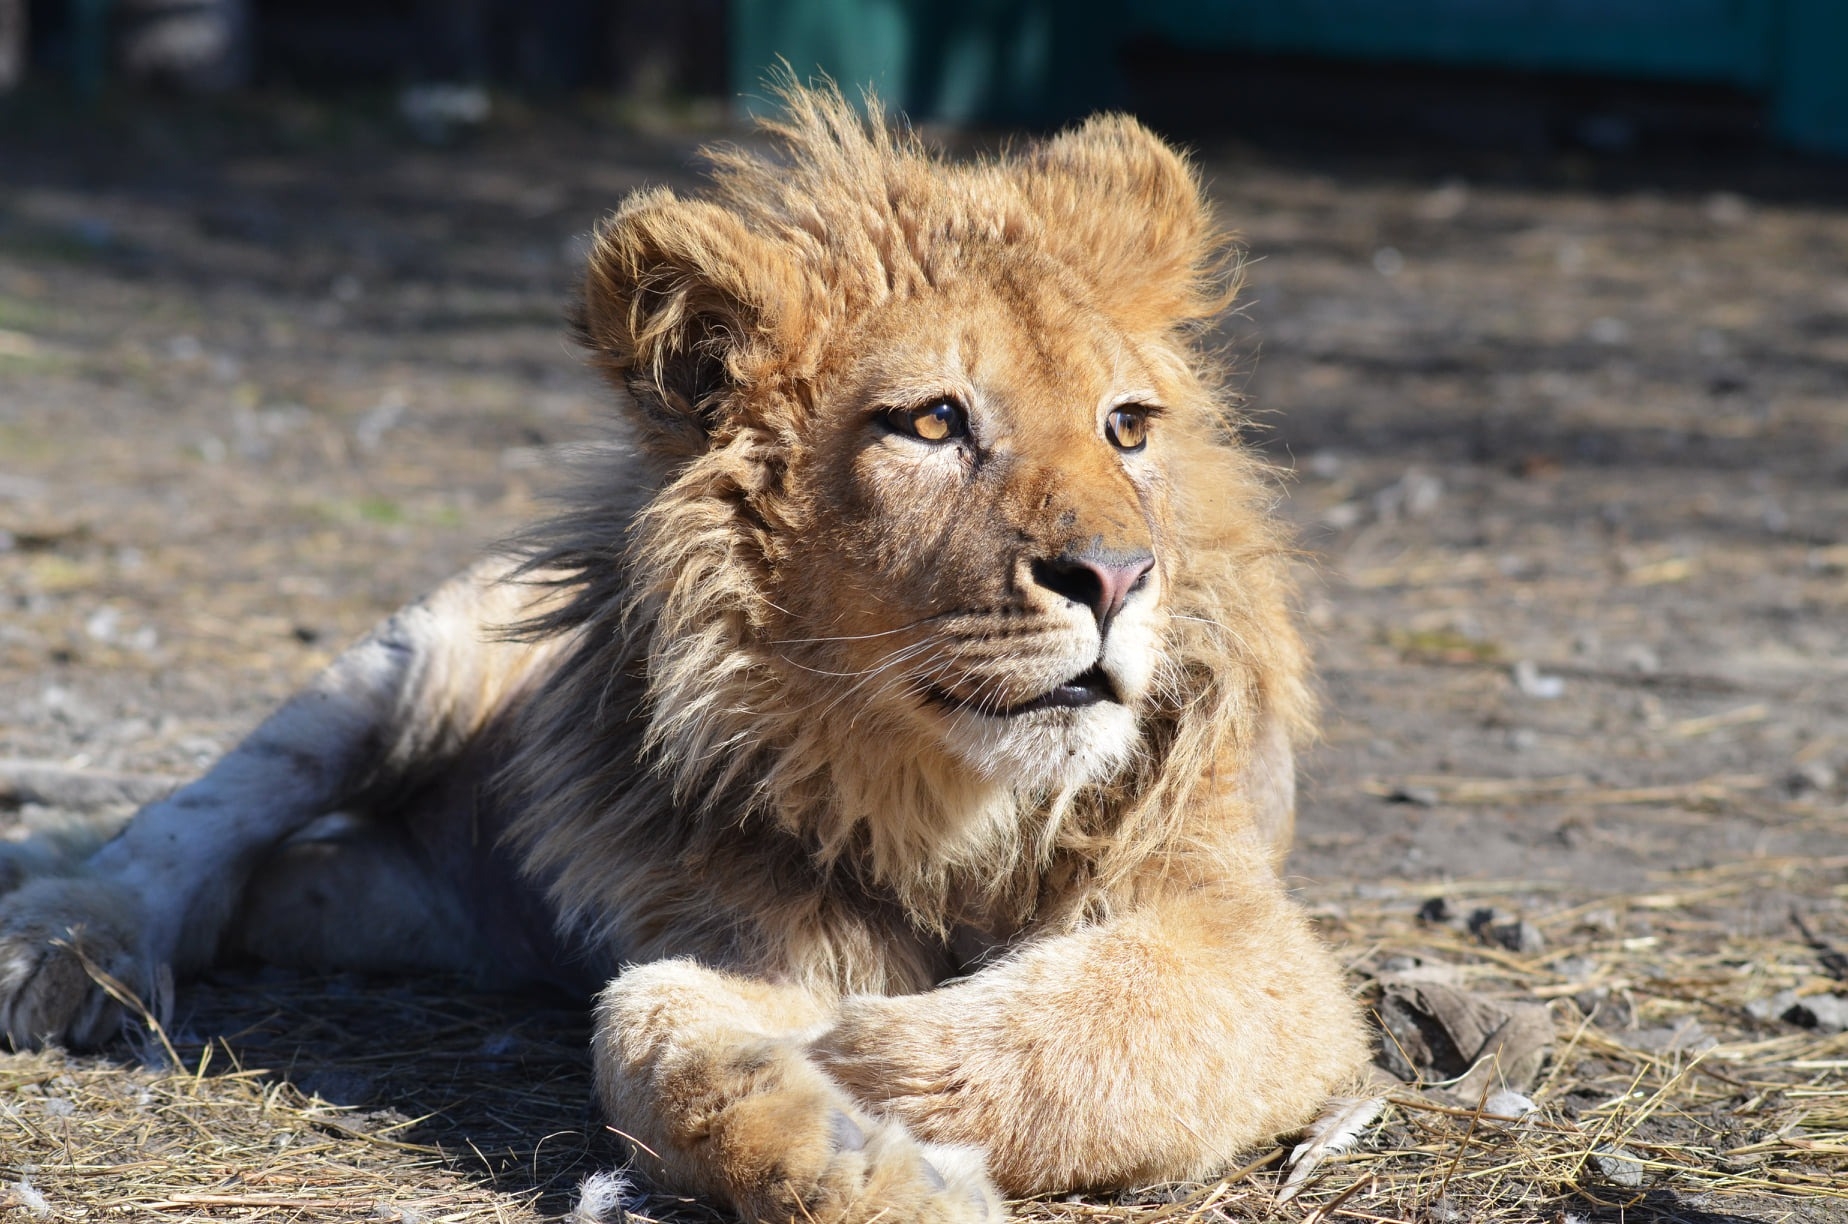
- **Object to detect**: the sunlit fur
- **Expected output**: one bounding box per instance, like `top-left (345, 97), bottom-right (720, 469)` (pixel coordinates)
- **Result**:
top-left (510, 86), bottom-right (1317, 956)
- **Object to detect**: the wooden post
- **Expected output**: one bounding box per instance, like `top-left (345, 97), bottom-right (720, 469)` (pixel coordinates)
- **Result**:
top-left (0, 0), bottom-right (25, 93)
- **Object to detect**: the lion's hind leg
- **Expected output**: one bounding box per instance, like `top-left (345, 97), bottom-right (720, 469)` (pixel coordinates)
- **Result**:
top-left (596, 959), bottom-right (1002, 1224)
top-left (0, 559), bottom-right (570, 1049)
top-left (0, 633), bottom-right (424, 1049)
top-left (231, 813), bottom-right (488, 976)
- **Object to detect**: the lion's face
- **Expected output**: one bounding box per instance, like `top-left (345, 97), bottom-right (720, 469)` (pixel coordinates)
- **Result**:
top-left (773, 266), bottom-right (1182, 791)
top-left (577, 95), bottom-right (1256, 834)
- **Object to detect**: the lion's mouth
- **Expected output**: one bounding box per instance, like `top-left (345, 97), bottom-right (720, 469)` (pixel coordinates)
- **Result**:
top-left (930, 664), bottom-right (1119, 718)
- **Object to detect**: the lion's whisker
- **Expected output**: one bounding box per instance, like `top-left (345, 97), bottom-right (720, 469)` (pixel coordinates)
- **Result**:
top-left (771, 612), bottom-right (954, 647)
top-left (802, 638), bottom-right (942, 722)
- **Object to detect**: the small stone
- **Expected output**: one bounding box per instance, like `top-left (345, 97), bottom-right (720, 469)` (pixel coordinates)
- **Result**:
top-left (1482, 1090), bottom-right (1537, 1120)
top-left (1371, 469), bottom-right (1442, 520)
top-left (1305, 451), bottom-right (1343, 478)
top-left (1550, 955), bottom-right (1598, 983)
top-left (1747, 989), bottom-right (1799, 1024)
top-left (1512, 660), bottom-right (1565, 699)
top-left (1418, 897), bottom-right (1454, 924)
top-left (1321, 501), bottom-right (1364, 530)
top-left (1786, 761), bottom-right (1838, 797)
top-left (1378, 961), bottom-right (1464, 986)
top-left (1782, 993), bottom-right (1848, 1034)
top-left (1626, 1015), bottom-right (1717, 1054)
top-left (1578, 908), bottom-right (1620, 935)
top-left (1491, 920), bottom-right (1546, 955)
top-left (1591, 1147), bottom-right (1645, 1188)
top-left (1620, 644), bottom-right (1661, 674)
top-left (1389, 785), bottom-right (1440, 807)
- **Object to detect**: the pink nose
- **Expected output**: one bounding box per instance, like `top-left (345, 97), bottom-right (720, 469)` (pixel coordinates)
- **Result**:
top-left (1031, 548), bottom-right (1155, 633)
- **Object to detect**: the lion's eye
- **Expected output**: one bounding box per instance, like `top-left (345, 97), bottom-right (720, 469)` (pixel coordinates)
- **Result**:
top-left (1105, 407), bottom-right (1150, 452)
top-left (883, 399), bottom-right (968, 443)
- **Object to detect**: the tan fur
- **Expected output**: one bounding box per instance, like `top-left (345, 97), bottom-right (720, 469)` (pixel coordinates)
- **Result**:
top-left (0, 86), bottom-right (1368, 1220)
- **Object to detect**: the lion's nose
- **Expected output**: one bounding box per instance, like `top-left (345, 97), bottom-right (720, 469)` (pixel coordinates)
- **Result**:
top-left (1031, 547), bottom-right (1155, 634)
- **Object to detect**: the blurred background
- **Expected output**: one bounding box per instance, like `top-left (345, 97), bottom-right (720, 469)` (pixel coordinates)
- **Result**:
top-left (0, 0), bottom-right (1846, 151)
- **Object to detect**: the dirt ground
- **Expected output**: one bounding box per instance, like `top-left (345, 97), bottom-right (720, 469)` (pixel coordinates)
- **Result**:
top-left (2, 94), bottom-right (1847, 1222)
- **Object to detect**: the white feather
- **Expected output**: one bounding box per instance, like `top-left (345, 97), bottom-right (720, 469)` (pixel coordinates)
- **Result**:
top-left (570, 1170), bottom-right (638, 1223)
top-left (1276, 1095), bottom-right (1385, 1202)
top-left (6, 1178), bottom-right (53, 1219)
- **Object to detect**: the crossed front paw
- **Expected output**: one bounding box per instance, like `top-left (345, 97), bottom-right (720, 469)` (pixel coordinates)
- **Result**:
top-left (0, 876), bottom-right (148, 1049)
top-left (681, 1043), bottom-right (1001, 1224)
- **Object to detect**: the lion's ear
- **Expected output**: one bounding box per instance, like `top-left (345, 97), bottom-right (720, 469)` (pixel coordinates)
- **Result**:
top-left (578, 189), bottom-right (803, 453)
top-left (1022, 116), bottom-right (1234, 326)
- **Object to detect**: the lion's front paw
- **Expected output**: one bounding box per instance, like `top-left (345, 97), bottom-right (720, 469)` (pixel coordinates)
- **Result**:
top-left (0, 876), bottom-right (148, 1049)
top-left (665, 1039), bottom-right (1001, 1224)
top-left (597, 962), bottom-right (1002, 1222)
top-left (778, 1101), bottom-right (1002, 1224)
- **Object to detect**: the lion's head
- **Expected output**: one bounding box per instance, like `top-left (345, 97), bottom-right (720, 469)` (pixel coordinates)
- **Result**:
top-left (516, 88), bottom-right (1309, 937)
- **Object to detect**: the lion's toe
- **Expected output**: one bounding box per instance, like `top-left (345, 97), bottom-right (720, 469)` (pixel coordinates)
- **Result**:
top-left (790, 1107), bottom-right (1001, 1224)
top-left (662, 1042), bottom-right (1002, 1223)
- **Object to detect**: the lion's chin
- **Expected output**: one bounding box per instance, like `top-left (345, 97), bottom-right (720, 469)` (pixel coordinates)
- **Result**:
top-left (933, 700), bottom-right (1139, 793)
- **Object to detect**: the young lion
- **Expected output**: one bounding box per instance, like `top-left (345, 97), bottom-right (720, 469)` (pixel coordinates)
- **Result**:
top-left (0, 88), bottom-right (1366, 1220)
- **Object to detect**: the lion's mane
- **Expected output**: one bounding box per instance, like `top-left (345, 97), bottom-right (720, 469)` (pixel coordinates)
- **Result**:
top-left (501, 88), bottom-right (1313, 992)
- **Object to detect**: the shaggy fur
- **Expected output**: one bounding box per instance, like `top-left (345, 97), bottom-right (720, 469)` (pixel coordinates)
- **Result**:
top-left (0, 87), bottom-right (1368, 1221)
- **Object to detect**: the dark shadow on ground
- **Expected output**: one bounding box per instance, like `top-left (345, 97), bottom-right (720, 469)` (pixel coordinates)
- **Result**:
top-left (1580, 1189), bottom-right (1791, 1224)
top-left (157, 967), bottom-right (610, 1215)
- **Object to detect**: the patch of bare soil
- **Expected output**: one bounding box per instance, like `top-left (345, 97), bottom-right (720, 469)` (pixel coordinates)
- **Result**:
top-left (2, 96), bottom-right (1846, 1222)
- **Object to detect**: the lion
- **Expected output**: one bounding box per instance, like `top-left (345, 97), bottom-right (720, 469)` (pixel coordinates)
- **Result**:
top-left (0, 87), bottom-right (1367, 1221)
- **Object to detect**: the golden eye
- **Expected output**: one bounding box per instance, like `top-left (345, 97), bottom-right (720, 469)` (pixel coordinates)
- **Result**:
top-left (1105, 407), bottom-right (1149, 451)
top-left (883, 398), bottom-right (968, 443)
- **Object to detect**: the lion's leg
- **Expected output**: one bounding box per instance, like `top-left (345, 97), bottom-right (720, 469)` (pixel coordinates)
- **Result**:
top-left (0, 560), bottom-right (570, 1048)
top-left (594, 959), bottom-right (1002, 1223)
top-left (813, 881), bottom-right (1369, 1196)
top-left (229, 814), bottom-right (486, 976)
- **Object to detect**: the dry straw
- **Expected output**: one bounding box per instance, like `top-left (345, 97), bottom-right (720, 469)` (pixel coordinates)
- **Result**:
top-left (5, 848), bottom-right (1847, 1221)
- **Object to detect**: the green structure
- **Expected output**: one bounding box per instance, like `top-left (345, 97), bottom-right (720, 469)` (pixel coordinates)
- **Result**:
top-left (731, 0), bottom-right (1119, 126)
top-left (732, 0), bottom-right (1848, 153)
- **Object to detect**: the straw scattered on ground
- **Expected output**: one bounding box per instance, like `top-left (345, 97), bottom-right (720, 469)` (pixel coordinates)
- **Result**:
top-left (5, 839), bottom-right (1847, 1222)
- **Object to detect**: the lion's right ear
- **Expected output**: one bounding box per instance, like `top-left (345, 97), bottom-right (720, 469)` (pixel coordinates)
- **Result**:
top-left (577, 189), bottom-right (803, 454)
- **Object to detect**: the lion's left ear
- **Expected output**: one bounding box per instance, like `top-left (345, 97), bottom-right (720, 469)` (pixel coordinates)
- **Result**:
top-left (577, 188), bottom-right (808, 456)
top-left (1020, 115), bottom-right (1235, 327)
